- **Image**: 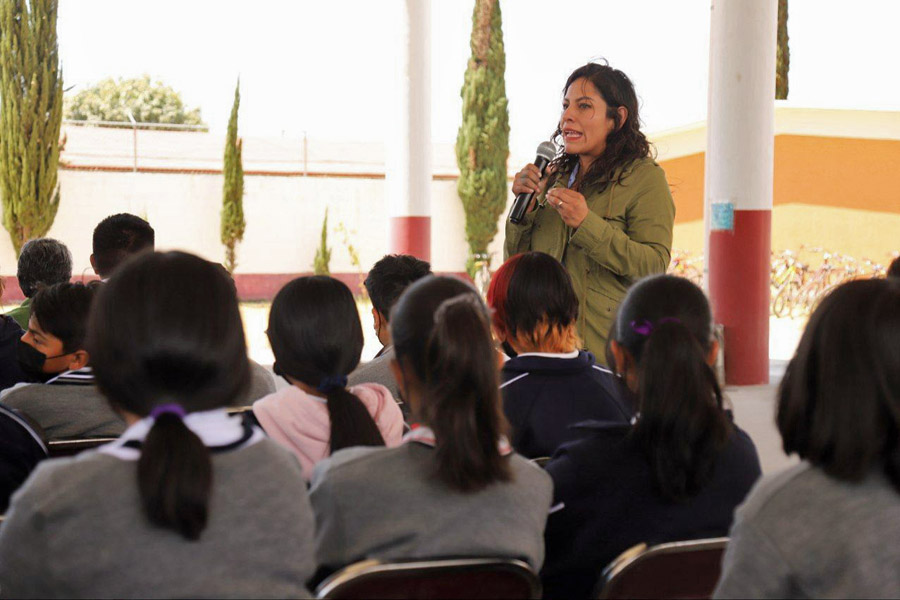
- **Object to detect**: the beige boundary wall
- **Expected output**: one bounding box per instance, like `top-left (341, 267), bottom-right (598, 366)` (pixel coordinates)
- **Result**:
top-left (0, 169), bottom-right (511, 281)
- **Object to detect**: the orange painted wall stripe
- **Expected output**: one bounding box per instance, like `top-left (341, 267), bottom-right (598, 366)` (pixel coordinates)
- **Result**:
top-left (659, 135), bottom-right (900, 224)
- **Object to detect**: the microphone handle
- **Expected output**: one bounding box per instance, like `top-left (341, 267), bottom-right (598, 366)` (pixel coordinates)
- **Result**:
top-left (508, 156), bottom-right (551, 224)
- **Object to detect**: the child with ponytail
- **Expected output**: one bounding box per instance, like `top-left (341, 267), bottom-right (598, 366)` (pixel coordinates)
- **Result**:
top-left (252, 276), bottom-right (403, 477)
top-left (309, 276), bottom-right (552, 575)
top-left (541, 274), bottom-right (761, 599)
top-left (0, 251), bottom-right (317, 598)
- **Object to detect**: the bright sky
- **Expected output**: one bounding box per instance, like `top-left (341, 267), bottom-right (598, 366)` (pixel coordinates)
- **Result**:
top-left (58, 0), bottom-right (900, 159)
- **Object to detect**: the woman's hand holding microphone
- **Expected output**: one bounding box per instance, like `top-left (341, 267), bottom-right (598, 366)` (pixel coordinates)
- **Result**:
top-left (511, 164), bottom-right (547, 213)
top-left (512, 163), bottom-right (588, 228)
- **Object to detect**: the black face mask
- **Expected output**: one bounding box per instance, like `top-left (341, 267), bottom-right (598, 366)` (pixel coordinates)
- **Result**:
top-left (16, 340), bottom-right (67, 383)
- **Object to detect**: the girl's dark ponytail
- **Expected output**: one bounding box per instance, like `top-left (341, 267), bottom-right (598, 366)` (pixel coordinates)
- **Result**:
top-left (630, 320), bottom-right (730, 501)
top-left (138, 411), bottom-right (212, 541)
top-left (321, 377), bottom-right (385, 452)
top-left (421, 295), bottom-right (511, 492)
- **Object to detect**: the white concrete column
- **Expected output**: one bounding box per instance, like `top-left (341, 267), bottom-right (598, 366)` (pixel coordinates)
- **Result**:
top-left (704, 0), bottom-right (777, 385)
top-left (386, 0), bottom-right (431, 261)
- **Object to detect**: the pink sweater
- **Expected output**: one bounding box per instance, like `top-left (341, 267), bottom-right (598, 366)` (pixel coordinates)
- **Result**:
top-left (252, 382), bottom-right (404, 478)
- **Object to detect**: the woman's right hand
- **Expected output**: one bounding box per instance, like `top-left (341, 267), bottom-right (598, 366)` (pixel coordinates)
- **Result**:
top-left (512, 164), bottom-right (547, 212)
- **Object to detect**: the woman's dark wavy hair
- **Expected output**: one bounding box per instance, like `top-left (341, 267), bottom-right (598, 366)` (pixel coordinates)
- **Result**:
top-left (548, 61), bottom-right (653, 192)
top-left (87, 251), bottom-right (251, 540)
top-left (778, 278), bottom-right (900, 492)
top-left (267, 276), bottom-right (384, 453)
top-left (391, 276), bottom-right (512, 493)
top-left (613, 275), bottom-right (730, 502)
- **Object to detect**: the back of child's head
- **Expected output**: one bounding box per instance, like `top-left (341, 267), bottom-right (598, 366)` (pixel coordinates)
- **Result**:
top-left (87, 250), bottom-right (251, 540)
top-left (364, 254), bottom-right (432, 321)
top-left (778, 278), bottom-right (900, 491)
top-left (487, 252), bottom-right (578, 352)
top-left (31, 282), bottom-right (98, 352)
top-left (92, 213), bottom-right (155, 278)
top-left (391, 276), bottom-right (511, 492)
top-left (267, 276), bottom-right (384, 452)
top-left (611, 274), bottom-right (730, 501)
top-left (17, 238), bottom-right (72, 298)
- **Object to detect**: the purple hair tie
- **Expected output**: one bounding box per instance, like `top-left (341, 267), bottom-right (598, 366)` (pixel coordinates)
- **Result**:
top-left (630, 317), bottom-right (681, 337)
top-left (150, 403), bottom-right (187, 420)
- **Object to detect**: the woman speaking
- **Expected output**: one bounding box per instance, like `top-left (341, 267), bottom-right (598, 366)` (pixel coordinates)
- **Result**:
top-left (505, 62), bottom-right (675, 363)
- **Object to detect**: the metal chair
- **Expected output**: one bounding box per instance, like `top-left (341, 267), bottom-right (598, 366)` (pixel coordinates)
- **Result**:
top-left (47, 437), bottom-right (118, 458)
top-left (596, 537), bottom-right (729, 600)
top-left (45, 408), bottom-right (254, 459)
top-left (316, 557), bottom-right (541, 599)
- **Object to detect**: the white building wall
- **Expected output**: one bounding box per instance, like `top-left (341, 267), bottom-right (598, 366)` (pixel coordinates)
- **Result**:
top-left (0, 170), bottom-right (511, 277)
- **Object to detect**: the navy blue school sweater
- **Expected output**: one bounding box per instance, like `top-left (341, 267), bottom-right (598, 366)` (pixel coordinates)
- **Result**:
top-left (0, 315), bottom-right (28, 392)
top-left (541, 418), bottom-right (761, 599)
top-left (0, 403), bottom-right (47, 513)
top-left (500, 351), bottom-right (632, 459)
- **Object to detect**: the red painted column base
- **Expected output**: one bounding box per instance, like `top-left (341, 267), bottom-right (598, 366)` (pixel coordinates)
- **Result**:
top-left (709, 209), bottom-right (772, 386)
top-left (390, 216), bottom-right (431, 262)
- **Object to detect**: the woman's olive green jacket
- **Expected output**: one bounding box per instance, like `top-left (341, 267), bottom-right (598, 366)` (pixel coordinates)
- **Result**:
top-left (504, 157), bottom-right (675, 363)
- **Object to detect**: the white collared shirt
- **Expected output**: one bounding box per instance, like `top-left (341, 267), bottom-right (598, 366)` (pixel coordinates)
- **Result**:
top-left (98, 408), bottom-right (265, 461)
top-left (514, 350), bottom-right (580, 360)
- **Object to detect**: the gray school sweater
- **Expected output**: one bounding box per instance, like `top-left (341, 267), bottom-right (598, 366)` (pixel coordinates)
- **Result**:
top-left (2, 381), bottom-right (125, 440)
top-left (715, 462), bottom-right (900, 599)
top-left (0, 439), bottom-right (316, 599)
top-left (2, 360), bottom-right (273, 440)
top-left (310, 442), bottom-right (553, 572)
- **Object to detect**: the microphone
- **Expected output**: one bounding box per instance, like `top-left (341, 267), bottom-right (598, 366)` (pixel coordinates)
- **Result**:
top-left (508, 141), bottom-right (558, 224)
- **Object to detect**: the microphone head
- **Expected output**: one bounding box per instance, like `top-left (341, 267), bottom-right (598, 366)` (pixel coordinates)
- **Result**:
top-left (535, 141), bottom-right (557, 162)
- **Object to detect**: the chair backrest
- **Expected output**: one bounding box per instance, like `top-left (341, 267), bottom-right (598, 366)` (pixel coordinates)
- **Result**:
top-left (316, 557), bottom-right (541, 599)
top-left (597, 537), bottom-right (729, 600)
top-left (46, 409), bottom-right (253, 459)
top-left (47, 438), bottom-right (117, 458)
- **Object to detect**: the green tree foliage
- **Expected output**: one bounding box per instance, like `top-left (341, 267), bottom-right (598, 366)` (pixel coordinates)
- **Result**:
top-left (64, 74), bottom-right (205, 127)
top-left (776, 0), bottom-right (789, 100)
top-left (313, 208), bottom-right (331, 276)
top-left (455, 0), bottom-right (509, 278)
top-left (221, 79), bottom-right (244, 273)
top-left (0, 0), bottom-right (64, 254)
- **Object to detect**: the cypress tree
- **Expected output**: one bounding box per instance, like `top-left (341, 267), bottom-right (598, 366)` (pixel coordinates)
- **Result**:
top-left (776, 0), bottom-right (789, 99)
top-left (0, 0), bottom-right (64, 254)
top-left (221, 78), bottom-right (245, 273)
top-left (313, 208), bottom-right (331, 276)
top-left (455, 0), bottom-right (509, 278)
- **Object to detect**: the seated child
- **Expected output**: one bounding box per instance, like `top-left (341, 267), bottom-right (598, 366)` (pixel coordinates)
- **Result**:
top-left (2, 282), bottom-right (125, 439)
top-left (253, 276), bottom-right (403, 477)
top-left (541, 275), bottom-right (762, 599)
top-left (0, 251), bottom-right (317, 598)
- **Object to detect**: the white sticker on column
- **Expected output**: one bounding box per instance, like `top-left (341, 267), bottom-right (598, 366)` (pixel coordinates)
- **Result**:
top-left (711, 201), bottom-right (735, 232)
